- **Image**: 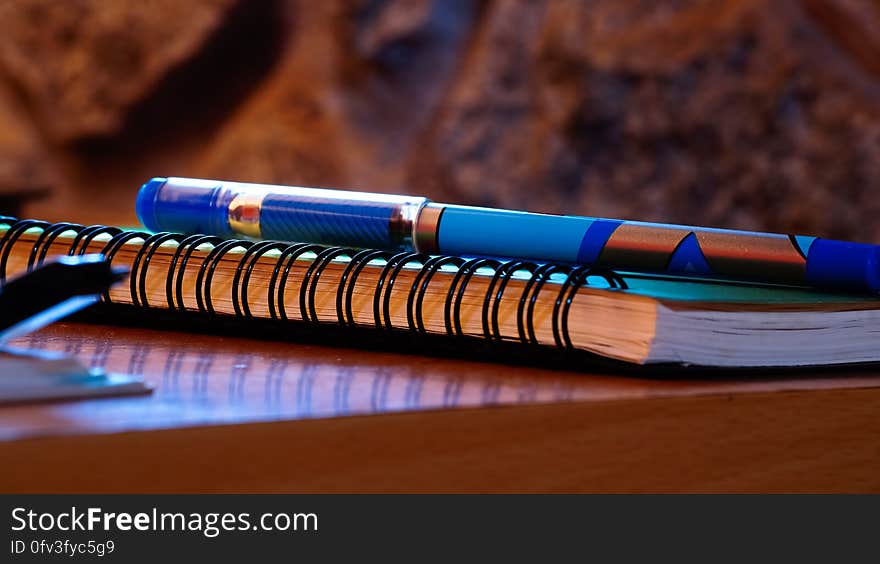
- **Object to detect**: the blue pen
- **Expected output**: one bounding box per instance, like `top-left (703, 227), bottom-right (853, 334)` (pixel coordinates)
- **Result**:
top-left (136, 177), bottom-right (880, 292)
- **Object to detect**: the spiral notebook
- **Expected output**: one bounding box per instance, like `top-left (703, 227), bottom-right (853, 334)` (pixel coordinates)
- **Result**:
top-left (2, 217), bottom-right (880, 367)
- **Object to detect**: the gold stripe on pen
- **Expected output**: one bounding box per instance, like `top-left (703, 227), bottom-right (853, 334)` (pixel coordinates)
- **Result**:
top-left (228, 191), bottom-right (265, 238)
top-left (598, 224), bottom-right (691, 271)
top-left (695, 231), bottom-right (807, 284)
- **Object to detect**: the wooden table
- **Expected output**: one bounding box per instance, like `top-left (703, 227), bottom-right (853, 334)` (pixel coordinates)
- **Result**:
top-left (2, 319), bottom-right (879, 492)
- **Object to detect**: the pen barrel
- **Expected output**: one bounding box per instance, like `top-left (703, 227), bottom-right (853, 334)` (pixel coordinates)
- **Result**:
top-left (427, 205), bottom-right (880, 291)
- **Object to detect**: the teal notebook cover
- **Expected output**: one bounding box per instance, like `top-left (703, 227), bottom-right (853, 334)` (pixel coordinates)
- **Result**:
top-left (609, 272), bottom-right (880, 306)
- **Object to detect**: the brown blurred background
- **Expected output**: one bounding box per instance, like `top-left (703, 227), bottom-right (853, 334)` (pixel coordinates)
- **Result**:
top-left (1, 0), bottom-right (879, 239)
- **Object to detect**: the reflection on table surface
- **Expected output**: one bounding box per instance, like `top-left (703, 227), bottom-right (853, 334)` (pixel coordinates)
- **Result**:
top-left (3, 321), bottom-right (880, 441)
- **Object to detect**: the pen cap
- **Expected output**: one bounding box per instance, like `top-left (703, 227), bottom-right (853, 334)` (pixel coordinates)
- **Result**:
top-left (805, 238), bottom-right (880, 291)
top-left (136, 177), bottom-right (236, 237)
top-left (138, 177), bottom-right (430, 249)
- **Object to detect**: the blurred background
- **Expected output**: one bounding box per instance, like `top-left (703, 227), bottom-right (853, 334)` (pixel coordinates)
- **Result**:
top-left (1, 0), bottom-right (879, 239)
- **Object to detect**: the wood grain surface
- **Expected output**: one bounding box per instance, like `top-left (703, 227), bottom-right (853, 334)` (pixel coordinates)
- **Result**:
top-left (1, 321), bottom-right (879, 492)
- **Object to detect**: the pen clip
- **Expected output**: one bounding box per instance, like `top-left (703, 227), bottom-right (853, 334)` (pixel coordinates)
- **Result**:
top-left (0, 254), bottom-right (127, 343)
top-left (0, 294), bottom-right (99, 343)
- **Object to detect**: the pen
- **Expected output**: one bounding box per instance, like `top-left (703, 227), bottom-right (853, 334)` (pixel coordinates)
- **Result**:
top-left (136, 177), bottom-right (880, 292)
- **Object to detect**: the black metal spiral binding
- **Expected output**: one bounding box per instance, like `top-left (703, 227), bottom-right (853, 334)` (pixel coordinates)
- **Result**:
top-left (485, 260), bottom-right (537, 341)
top-left (0, 219), bottom-right (50, 283)
top-left (409, 255), bottom-right (466, 334)
top-left (196, 239), bottom-right (251, 315)
top-left (130, 232), bottom-right (181, 308)
top-left (167, 235), bottom-right (223, 311)
top-left (135, 232), bottom-right (189, 309)
top-left (300, 247), bottom-right (355, 324)
top-left (551, 265), bottom-right (628, 349)
top-left (232, 240), bottom-right (287, 318)
top-left (29, 222), bottom-right (79, 269)
top-left (270, 243), bottom-right (324, 321)
top-left (373, 252), bottom-right (428, 330)
top-left (444, 257), bottom-right (500, 337)
top-left (518, 263), bottom-right (567, 345)
top-left (68, 224), bottom-right (122, 257)
top-left (337, 249), bottom-right (390, 326)
top-left (0, 217), bottom-right (626, 352)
